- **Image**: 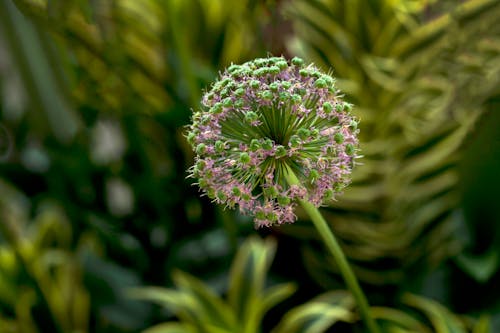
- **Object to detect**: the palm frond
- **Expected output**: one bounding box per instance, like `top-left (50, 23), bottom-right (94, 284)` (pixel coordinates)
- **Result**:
top-left (286, 0), bottom-right (500, 285)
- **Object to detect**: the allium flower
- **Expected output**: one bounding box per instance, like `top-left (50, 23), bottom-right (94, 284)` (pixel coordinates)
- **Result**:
top-left (187, 56), bottom-right (359, 227)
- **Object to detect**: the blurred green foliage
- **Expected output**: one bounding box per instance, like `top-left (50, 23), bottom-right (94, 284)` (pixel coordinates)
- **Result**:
top-left (130, 237), bottom-right (296, 333)
top-left (285, 0), bottom-right (500, 286)
top-left (132, 237), bottom-right (491, 333)
top-left (0, 0), bottom-right (499, 332)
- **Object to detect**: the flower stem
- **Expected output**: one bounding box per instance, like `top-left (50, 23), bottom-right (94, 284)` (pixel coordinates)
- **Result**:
top-left (284, 167), bottom-right (380, 333)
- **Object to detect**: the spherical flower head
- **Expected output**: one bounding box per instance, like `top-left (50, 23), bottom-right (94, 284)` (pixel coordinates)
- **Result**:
top-left (187, 56), bottom-right (359, 227)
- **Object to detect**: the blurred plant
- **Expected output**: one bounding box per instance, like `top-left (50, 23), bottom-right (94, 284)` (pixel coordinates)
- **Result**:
top-left (0, 181), bottom-right (90, 333)
top-left (274, 291), bottom-right (491, 333)
top-left (0, 179), bottom-right (154, 332)
top-left (134, 236), bottom-right (490, 333)
top-left (10, 0), bottom-right (275, 113)
top-left (2, 0), bottom-right (286, 284)
top-left (130, 237), bottom-right (296, 333)
top-left (285, 0), bottom-right (500, 287)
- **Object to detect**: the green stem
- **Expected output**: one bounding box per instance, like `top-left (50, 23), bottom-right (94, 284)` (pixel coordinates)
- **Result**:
top-left (284, 167), bottom-right (381, 333)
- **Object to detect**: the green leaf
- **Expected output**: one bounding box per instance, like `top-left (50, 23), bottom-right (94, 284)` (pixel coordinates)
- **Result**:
top-left (455, 249), bottom-right (499, 283)
top-left (128, 286), bottom-right (184, 309)
top-left (142, 322), bottom-right (197, 333)
top-left (285, 0), bottom-right (500, 287)
top-left (370, 306), bottom-right (432, 333)
top-left (133, 237), bottom-right (290, 333)
top-left (172, 271), bottom-right (237, 330)
top-left (472, 315), bottom-right (491, 333)
top-left (260, 283), bottom-right (297, 315)
top-left (227, 237), bottom-right (276, 333)
top-left (1, 0), bottom-right (79, 141)
top-left (272, 290), bottom-right (356, 333)
top-left (403, 294), bottom-right (468, 333)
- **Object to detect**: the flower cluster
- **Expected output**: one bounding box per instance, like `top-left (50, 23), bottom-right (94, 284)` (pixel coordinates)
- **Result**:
top-left (187, 56), bottom-right (359, 227)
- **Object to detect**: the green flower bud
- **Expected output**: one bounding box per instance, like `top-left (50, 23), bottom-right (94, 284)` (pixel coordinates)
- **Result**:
top-left (256, 210), bottom-right (266, 220)
top-left (323, 102), bottom-right (333, 114)
top-left (276, 61), bottom-right (288, 69)
top-left (239, 152), bottom-right (251, 164)
top-left (250, 80), bottom-right (260, 88)
top-left (345, 143), bottom-right (355, 155)
top-left (278, 196), bottom-right (291, 205)
top-left (187, 132), bottom-right (196, 146)
top-left (215, 140), bottom-right (226, 153)
top-left (310, 71), bottom-right (321, 78)
top-left (292, 57), bottom-right (304, 67)
top-left (211, 103), bottom-right (223, 114)
top-left (292, 94), bottom-right (302, 104)
top-left (235, 98), bottom-right (245, 108)
top-left (322, 75), bottom-right (334, 86)
top-left (254, 58), bottom-right (267, 67)
top-left (263, 138), bottom-right (273, 150)
top-left (250, 139), bottom-right (261, 152)
top-left (264, 186), bottom-right (279, 198)
top-left (334, 133), bottom-right (344, 144)
top-left (204, 169), bottom-right (213, 179)
top-left (268, 66), bottom-right (280, 75)
top-left (198, 178), bottom-right (208, 189)
top-left (314, 78), bottom-right (327, 88)
top-left (220, 88), bottom-right (229, 98)
top-left (217, 190), bottom-right (227, 201)
top-left (220, 78), bottom-right (231, 86)
top-left (266, 212), bottom-right (278, 222)
top-left (235, 88), bottom-right (245, 97)
top-left (275, 145), bottom-right (287, 158)
top-left (349, 120), bottom-right (358, 130)
top-left (201, 115), bottom-right (211, 125)
top-left (232, 187), bottom-right (241, 196)
top-left (309, 169), bottom-right (319, 183)
top-left (254, 68), bottom-right (267, 76)
top-left (196, 143), bottom-right (206, 154)
top-left (279, 91), bottom-right (289, 101)
top-left (298, 128), bottom-right (310, 140)
top-left (323, 189), bottom-right (334, 201)
top-left (245, 111), bottom-right (259, 123)
top-left (262, 90), bottom-right (273, 100)
top-left (196, 160), bottom-right (206, 170)
top-left (228, 64), bottom-right (240, 73)
top-left (207, 189), bottom-right (216, 199)
top-left (289, 135), bottom-right (301, 148)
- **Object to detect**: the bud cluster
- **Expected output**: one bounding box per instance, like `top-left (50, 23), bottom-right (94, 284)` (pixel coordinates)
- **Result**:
top-left (187, 56), bottom-right (359, 227)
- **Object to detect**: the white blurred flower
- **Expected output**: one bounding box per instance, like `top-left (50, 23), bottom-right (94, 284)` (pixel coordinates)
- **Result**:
top-left (106, 177), bottom-right (134, 217)
top-left (91, 119), bottom-right (126, 165)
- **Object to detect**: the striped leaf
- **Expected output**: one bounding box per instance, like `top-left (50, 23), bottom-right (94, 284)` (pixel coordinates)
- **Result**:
top-left (285, 0), bottom-right (500, 285)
